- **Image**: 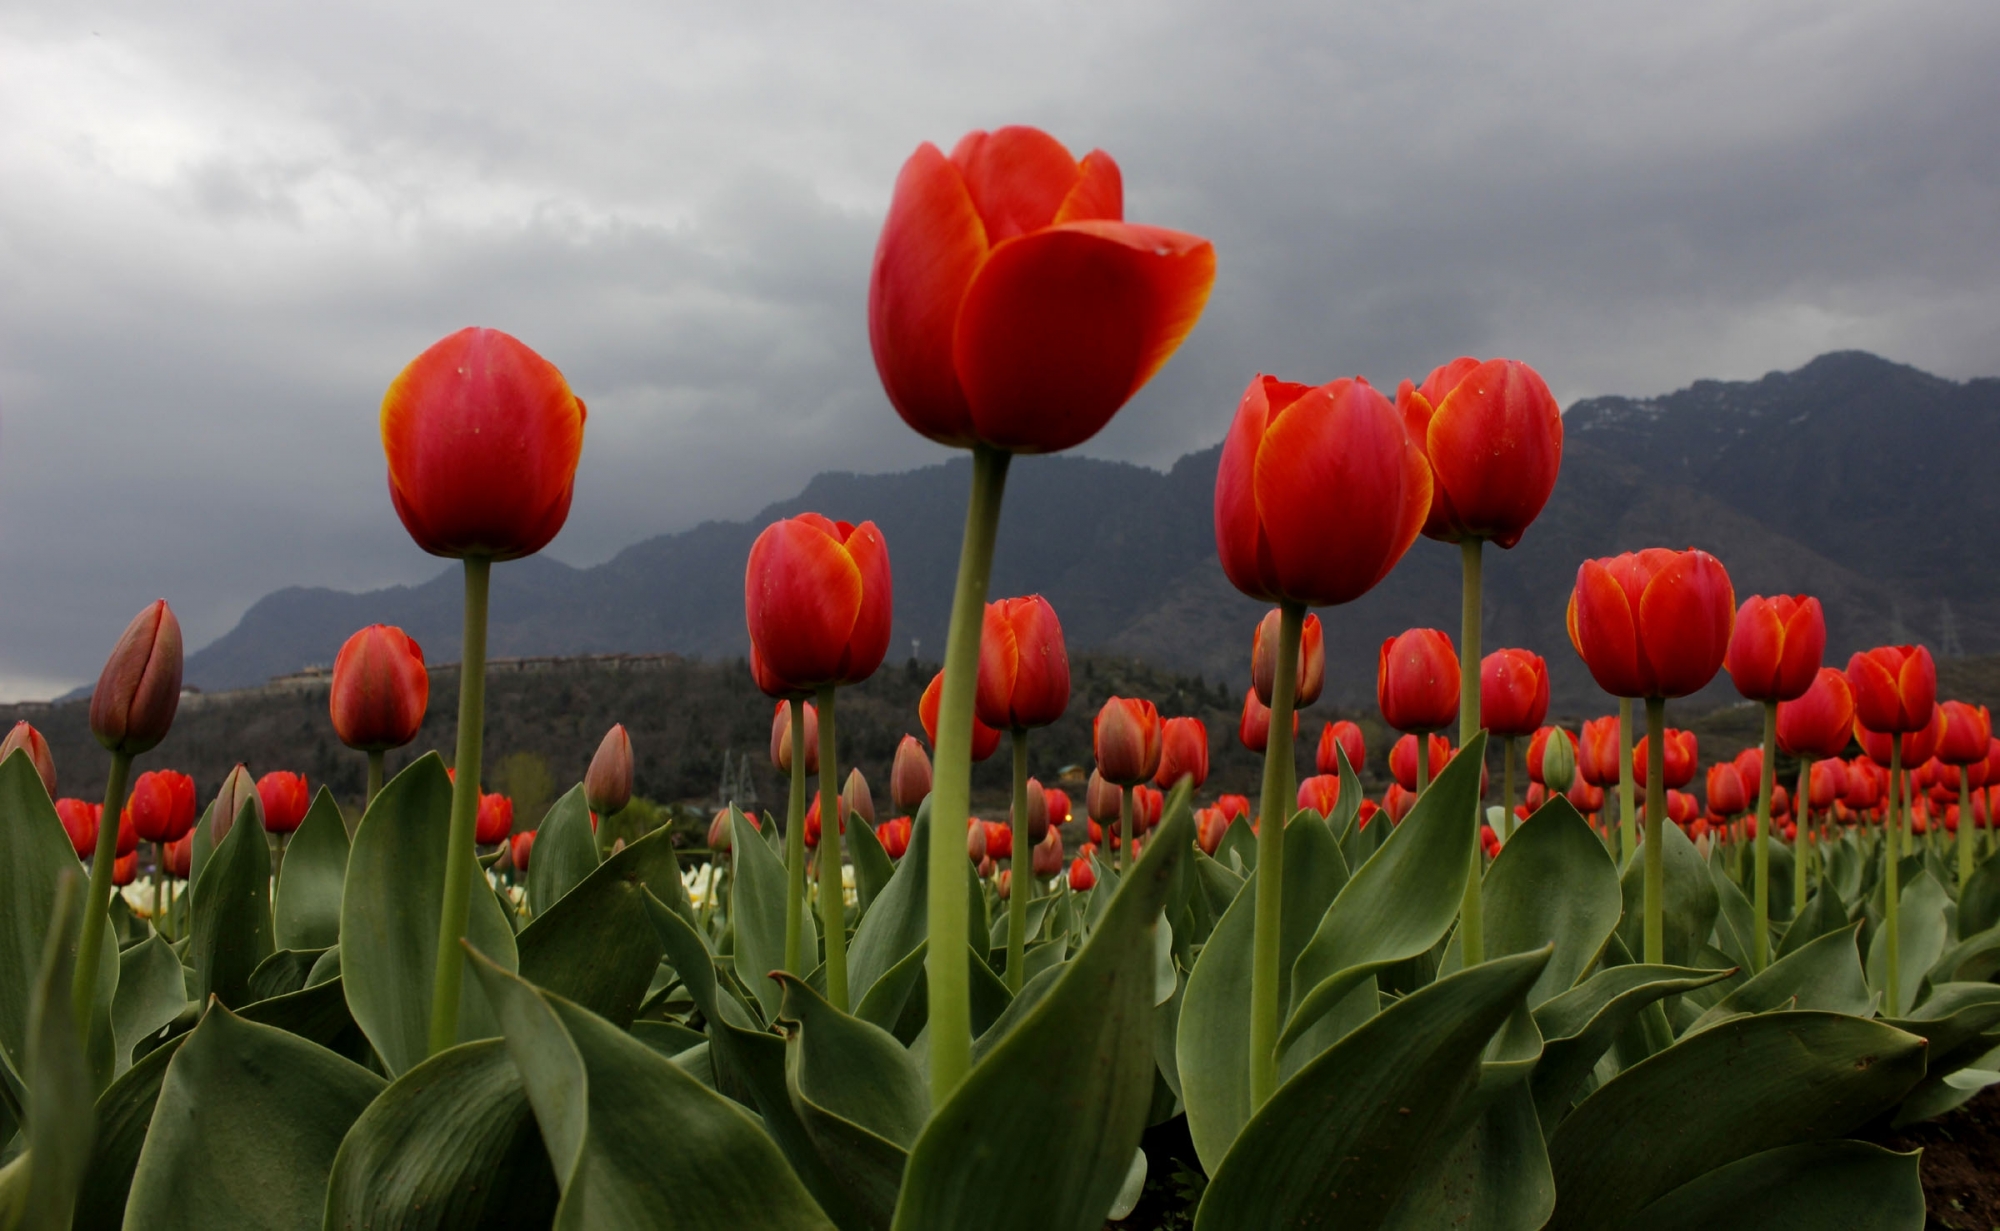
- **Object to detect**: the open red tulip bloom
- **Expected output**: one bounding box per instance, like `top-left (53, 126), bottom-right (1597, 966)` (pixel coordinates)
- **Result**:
top-left (1724, 595), bottom-right (1826, 702)
top-left (1396, 357), bottom-right (1563, 549)
top-left (1567, 548), bottom-right (1735, 698)
top-left (745, 513), bottom-right (892, 689)
top-left (330, 624), bottom-right (429, 752)
top-left (1480, 649), bottom-right (1550, 738)
top-left (1845, 645), bottom-right (1937, 734)
top-left (1776, 667), bottom-right (1857, 760)
top-left (976, 595), bottom-right (1070, 730)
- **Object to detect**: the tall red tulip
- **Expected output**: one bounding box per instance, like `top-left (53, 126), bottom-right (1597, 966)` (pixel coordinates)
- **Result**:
top-left (55, 799), bottom-right (100, 861)
top-left (1068, 857), bottom-right (1096, 892)
top-left (1724, 596), bottom-right (1825, 702)
top-left (877, 818), bottom-right (913, 860)
top-left (976, 595), bottom-right (1070, 730)
top-left (1043, 787), bottom-right (1072, 833)
top-left (1315, 721), bottom-right (1366, 776)
top-left (1297, 774), bottom-right (1341, 817)
top-left (1809, 759), bottom-right (1847, 811)
top-left (128, 770), bottom-right (196, 844)
top-left (90, 599), bottom-right (183, 757)
top-left (1253, 610), bottom-right (1324, 708)
top-left (1378, 629), bottom-right (1459, 734)
top-left (475, 792), bottom-right (514, 845)
top-left (922, 674), bottom-right (1000, 762)
top-left (258, 772), bottom-right (311, 836)
top-left (1238, 689), bottom-right (1297, 754)
top-left (1777, 668), bottom-right (1857, 760)
top-left (1396, 357), bottom-right (1563, 549)
top-left (745, 514), bottom-right (893, 689)
top-left (0, 722), bottom-right (55, 797)
top-left (842, 768), bottom-right (876, 828)
top-left (1631, 729), bottom-right (1697, 789)
top-left (1389, 733), bottom-right (1454, 792)
top-left (1856, 710), bottom-right (1943, 771)
top-left (1155, 717), bottom-right (1209, 789)
top-left (1577, 717), bottom-right (1621, 787)
top-left (890, 735), bottom-right (932, 813)
top-left (1846, 646), bottom-right (1937, 735)
top-left (330, 625), bottom-right (429, 752)
top-left (509, 830), bottom-right (536, 874)
top-left (113, 808), bottom-right (138, 857)
top-left (1567, 549), bottom-right (1736, 700)
top-left (585, 724), bottom-right (634, 817)
top-left (1707, 763), bottom-right (1749, 817)
top-left (771, 701), bottom-right (820, 773)
top-left (1937, 701), bottom-right (1992, 766)
top-left (1094, 697), bottom-right (1162, 786)
top-left (1480, 650), bottom-right (1549, 738)
top-left (163, 833), bottom-right (193, 880)
top-left (1012, 778), bottom-right (1049, 843)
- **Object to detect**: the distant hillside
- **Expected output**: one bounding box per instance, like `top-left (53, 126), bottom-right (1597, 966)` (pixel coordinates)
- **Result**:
top-left (182, 351), bottom-right (1998, 714)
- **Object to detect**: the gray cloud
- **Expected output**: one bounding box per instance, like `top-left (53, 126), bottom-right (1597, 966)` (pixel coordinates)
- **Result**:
top-left (2, 0), bottom-right (1996, 697)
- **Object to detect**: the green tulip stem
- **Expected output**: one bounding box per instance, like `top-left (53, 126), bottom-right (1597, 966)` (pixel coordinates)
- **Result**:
top-left (815, 684), bottom-right (848, 1012)
top-left (1618, 698), bottom-right (1637, 866)
top-left (926, 443), bottom-right (1012, 1105)
top-left (784, 697), bottom-right (809, 977)
top-left (1416, 736), bottom-right (1431, 793)
top-left (1248, 600), bottom-right (1303, 1111)
top-left (1642, 697), bottom-right (1667, 965)
top-left (1752, 700), bottom-right (1776, 972)
top-left (1960, 774), bottom-right (1975, 887)
top-left (1885, 741), bottom-right (1903, 1013)
top-left (1120, 786), bottom-right (1135, 874)
top-left (1795, 759), bottom-right (1812, 917)
top-left (73, 748), bottom-right (133, 1031)
top-left (1459, 538), bottom-right (1485, 966)
top-left (1006, 729), bottom-right (1031, 995)
top-left (427, 554), bottom-right (491, 1058)
top-left (366, 750), bottom-right (386, 809)
top-left (1502, 737), bottom-right (1517, 841)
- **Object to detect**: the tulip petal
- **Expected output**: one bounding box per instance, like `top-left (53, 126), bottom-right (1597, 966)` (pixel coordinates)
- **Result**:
top-left (1896, 646), bottom-right (1938, 730)
top-left (1053, 150), bottom-right (1122, 224)
top-left (1417, 356), bottom-right (1483, 408)
top-left (745, 520), bottom-right (864, 687)
top-left (1570, 560), bottom-right (1647, 698)
top-left (868, 143), bottom-right (987, 447)
top-left (1724, 599), bottom-right (1786, 699)
top-left (1424, 359), bottom-right (1563, 549)
top-left (1778, 598), bottom-right (1828, 699)
top-left (1215, 376), bottom-right (1296, 603)
top-left (949, 126), bottom-right (1084, 242)
top-left (954, 220), bottom-right (1216, 454)
top-left (1636, 552), bottom-right (1735, 698)
top-left (837, 520), bottom-right (894, 685)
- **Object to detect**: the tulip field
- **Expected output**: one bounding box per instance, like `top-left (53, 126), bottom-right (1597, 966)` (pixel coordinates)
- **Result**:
top-left (5, 123), bottom-right (1998, 1230)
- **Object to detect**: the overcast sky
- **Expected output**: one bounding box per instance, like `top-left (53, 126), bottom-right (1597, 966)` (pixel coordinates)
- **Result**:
top-left (3, 0), bottom-right (1996, 700)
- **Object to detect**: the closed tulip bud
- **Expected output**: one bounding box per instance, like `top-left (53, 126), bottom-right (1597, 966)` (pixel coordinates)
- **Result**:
top-left (114, 807), bottom-right (138, 857)
top-left (1378, 629), bottom-right (1459, 734)
top-left (1734, 747), bottom-right (1764, 793)
top-left (1632, 729), bottom-right (1697, 790)
top-left (584, 724), bottom-right (634, 816)
top-left (382, 328), bottom-right (586, 561)
top-left (1480, 649), bottom-right (1549, 738)
top-left (1810, 759), bottom-right (1847, 810)
top-left (329, 624), bottom-right (429, 751)
top-left (112, 852), bottom-right (138, 887)
top-left (1216, 794), bottom-right (1251, 823)
top-left (509, 830), bottom-right (536, 874)
top-left (770, 701), bottom-right (819, 774)
top-left (1567, 549), bottom-right (1735, 699)
top-left (1068, 856), bottom-right (1096, 892)
top-left (977, 595), bottom-right (1070, 730)
top-left (1042, 787), bottom-right (1072, 834)
top-left (1724, 595), bottom-right (1826, 703)
top-left (708, 809), bottom-right (734, 853)
top-left (1297, 774), bottom-right (1341, 817)
top-left (1667, 790), bottom-right (1700, 826)
top-left (1389, 733), bottom-right (1453, 792)
top-left (1135, 786), bottom-right (1164, 831)
top-left (1480, 825), bottom-right (1502, 859)
top-left (996, 869), bottom-right (1012, 901)
top-left (745, 514), bottom-right (893, 689)
top-left (1252, 609), bottom-right (1325, 707)
top-left (869, 126), bottom-right (1215, 455)
top-left (804, 796), bottom-right (847, 849)
top-left (966, 820), bottom-right (987, 863)
top-left (475, 792), bottom-right (514, 845)
top-left (1237, 688), bottom-right (1297, 754)
top-left (1315, 720), bottom-right (1366, 776)
top-left (1195, 808), bottom-right (1229, 855)
top-left (1845, 645), bottom-right (1937, 736)
top-left (1568, 779), bottom-right (1605, 816)
top-left (89, 599), bottom-right (183, 756)
top-left (878, 817), bottom-right (912, 860)
top-left (1383, 784), bottom-right (1417, 824)
top-left (1707, 763), bottom-right (1749, 817)
top-left (983, 820), bottom-right (1014, 860)
top-left (163, 833), bottom-right (194, 879)
top-left (1013, 778), bottom-right (1049, 844)
top-left (890, 735), bottom-right (932, 813)
top-left (1086, 769), bottom-right (1122, 823)
top-left (1093, 696), bottom-right (1163, 786)
top-left (1155, 717), bottom-right (1209, 789)
top-left (211, 764), bottom-right (262, 847)
top-left (256, 772), bottom-right (311, 836)
top-left (1217, 375), bottom-right (1432, 608)
top-left (1397, 357), bottom-right (1564, 548)
top-left (1776, 668), bottom-right (1857, 760)
top-left (128, 770), bottom-right (197, 844)
top-left (1536, 727), bottom-right (1578, 795)
top-left (842, 767), bottom-right (876, 827)
top-left (1856, 706), bottom-right (1943, 770)
top-left (0, 722), bottom-right (56, 798)
top-left (1937, 701), bottom-right (1992, 767)
top-left (920, 672), bottom-right (1001, 762)
top-left (1031, 826), bottom-right (1064, 877)
top-left (1770, 785), bottom-right (1792, 818)
top-left (1576, 717), bottom-right (1622, 788)
top-left (55, 799), bottom-right (100, 861)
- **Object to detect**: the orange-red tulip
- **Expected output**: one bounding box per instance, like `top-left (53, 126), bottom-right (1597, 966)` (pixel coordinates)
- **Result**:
top-left (772, 701), bottom-right (820, 773)
top-left (0, 722), bottom-right (55, 797)
top-left (1734, 747), bottom-right (1764, 794)
top-left (1937, 701), bottom-right (1992, 767)
top-left (1389, 733), bottom-right (1454, 792)
top-left (1809, 759), bottom-right (1847, 811)
top-left (1094, 696), bottom-right (1163, 786)
top-left (843, 768), bottom-right (876, 828)
top-left (128, 770), bottom-right (196, 844)
top-left (585, 724), bottom-right (634, 817)
top-left (746, 514), bottom-right (892, 689)
top-left (1724, 595), bottom-right (1825, 703)
top-left (1043, 787), bottom-right (1072, 833)
top-left (1632, 729), bottom-right (1696, 790)
top-left (976, 595), bottom-right (1069, 730)
top-left (1856, 707), bottom-right (1942, 770)
top-left (890, 735), bottom-right (932, 813)
top-left (1480, 824), bottom-right (1502, 859)
top-left (509, 829), bottom-right (536, 874)
top-left (1706, 763), bottom-right (1749, 817)
top-left (1777, 667), bottom-right (1857, 760)
top-left (1567, 549), bottom-right (1735, 698)
top-left (1297, 774), bottom-right (1341, 817)
top-left (210, 764), bottom-right (261, 847)
top-left (1216, 375), bottom-right (1432, 608)
top-left (1315, 720), bottom-right (1366, 776)
top-left (1155, 717), bottom-right (1209, 789)
top-left (1378, 629), bottom-right (1459, 734)
top-left (1383, 784), bottom-right (1417, 824)
top-left (1568, 779), bottom-right (1605, 815)
top-left (382, 328), bottom-right (586, 560)
top-left (921, 673), bottom-right (1000, 762)
top-left (878, 817), bottom-right (913, 860)
top-left (55, 799), bottom-right (99, 860)
top-left (90, 599), bottom-right (183, 756)
top-left (1252, 609), bottom-right (1325, 707)
top-left (112, 852), bottom-right (138, 886)
top-left (1195, 808), bottom-right (1229, 856)
top-left (258, 771), bottom-right (311, 835)
top-left (1068, 856), bottom-right (1096, 892)
top-left (1086, 769), bottom-right (1122, 823)
top-left (1238, 688), bottom-right (1297, 754)
top-left (114, 807), bottom-right (138, 857)
top-left (1480, 649), bottom-right (1549, 738)
top-left (475, 792), bottom-right (514, 845)
top-left (163, 833), bottom-right (193, 879)
top-left (1846, 645), bottom-right (1937, 735)
top-left (1355, 798), bottom-right (1383, 831)
top-left (1577, 716), bottom-right (1622, 788)
top-left (1013, 778), bottom-right (1049, 843)
top-left (1031, 826), bottom-right (1065, 877)
top-left (1133, 786), bottom-right (1165, 832)
top-left (330, 625), bottom-right (429, 752)
top-left (1666, 790), bottom-right (1698, 826)
top-left (1216, 794), bottom-right (1251, 823)
top-left (869, 126), bottom-right (1216, 454)
top-left (983, 821), bottom-right (1013, 862)
top-left (1396, 357), bottom-right (1563, 548)
top-left (804, 795), bottom-right (850, 849)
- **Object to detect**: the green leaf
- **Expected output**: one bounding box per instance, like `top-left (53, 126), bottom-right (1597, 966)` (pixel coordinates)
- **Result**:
top-left (0, 871), bottom-right (94, 1231)
top-left (274, 787), bottom-right (350, 952)
top-left (1865, 870), bottom-right (1948, 1016)
top-left (1958, 848), bottom-right (2000, 936)
top-left (184, 803), bottom-right (214, 908)
top-left (1217, 815), bottom-right (1257, 874)
top-left (1464, 797), bottom-right (1621, 1007)
top-left (1529, 963), bottom-right (1735, 1132)
top-left (1544, 1012), bottom-right (1927, 1229)
top-left (890, 786), bottom-right (1196, 1231)
top-left (122, 1004), bottom-right (384, 1229)
top-left (1710, 862), bottom-right (1756, 969)
top-left (853, 941), bottom-right (928, 1036)
top-left (1685, 924), bottom-right (1869, 1034)
top-left (248, 948), bottom-right (327, 1003)
top-left (725, 804), bottom-right (791, 1023)
top-left (186, 794), bottom-right (275, 1009)
top-left (1614, 819), bottom-right (1717, 968)
top-left (322, 1039), bottom-right (559, 1231)
top-left (70, 1034), bottom-right (183, 1231)
top-left (848, 818), bottom-right (895, 921)
top-left (339, 754), bottom-right (519, 1077)
top-left (1193, 947), bottom-right (1551, 1231)
top-left (527, 785), bottom-right (600, 914)
top-left (1928, 920), bottom-right (2000, 985)
top-left (1619, 1140), bottom-right (1923, 1231)
top-left (111, 934), bottom-right (186, 1073)
top-left (465, 942), bottom-right (838, 1230)
top-left (1777, 882), bottom-right (1850, 958)
top-left (1378, 1083), bottom-right (1553, 1231)
top-left (1279, 732), bottom-right (1489, 1071)
top-left (0, 752), bottom-right (91, 1082)
top-left (516, 825), bottom-right (685, 1028)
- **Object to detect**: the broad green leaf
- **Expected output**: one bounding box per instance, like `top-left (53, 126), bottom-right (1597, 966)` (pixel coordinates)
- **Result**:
top-left (1685, 924), bottom-right (1868, 1034)
top-left (0, 752), bottom-right (91, 1081)
top-left (725, 804), bottom-right (791, 1022)
top-left (1379, 1083), bottom-right (1553, 1231)
top-left (853, 940), bottom-right (928, 1036)
top-left (1615, 820), bottom-right (1717, 968)
top-left (322, 1039), bottom-right (558, 1231)
top-left (1529, 963), bottom-right (1734, 1132)
top-left (848, 818), bottom-right (895, 921)
top-left (1620, 1140), bottom-right (1923, 1231)
top-left (465, 943), bottom-right (837, 1230)
top-left (1545, 1012), bottom-right (1926, 1229)
top-left (186, 794), bottom-right (275, 1009)
top-left (70, 1035), bottom-right (183, 1231)
top-left (890, 787), bottom-right (1195, 1231)
top-left (1191, 848), bottom-right (1243, 920)
top-left (1888, 981), bottom-right (2000, 1065)
top-left (1464, 797), bottom-right (1621, 1007)
top-left (1280, 732), bottom-right (1489, 1069)
top-left (516, 825), bottom-right (685, 1028)
top-left (1959, 848), bottom-right (2000, 936)
top-left (1177, 864), bottom-right (1254, 1176)
top-left (122, 1004), bottom-right (384, 1229)
top-left (340, 754), bottom-right (518, 1077)
top-left (111, 935), bottom-right (186, 1073)
top-left (1217, 815), bottom-right (1256, 873)
top-left (1193, 947), bottom-right (1551, 1231)
top-left (274, 787), bottom-right (350, 951)
top-left (240, 975), bottom-right (372, 1062)
top-left (1278, 812), bottom-right (1349, 1012)
top-left (1710, 862), bottom-right (1755, 969)
top-left (184, 804), bottom-right (213, 907)
top-left (527, 786), bottom-right (600, 914)
top-left (1928, 920), bottom-right (2000, 985)
top-left (247, 948), bottom-right (324, 1003)
top-left (0, 872), bottom-right (93, 1231)
top-left (1777, 882), bottom-right (1850, 957)
top-left (1865, 870), bottom-right (1947, 1015)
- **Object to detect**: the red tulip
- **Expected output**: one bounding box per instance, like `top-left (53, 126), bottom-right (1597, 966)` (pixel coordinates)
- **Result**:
top-left (771, 701), bottom-right (820, 774)
top-left (1012, 778), bottom-right (1050, 843)
top-left (585, 724), bottom-right (634, 817)
top-left (977, 595), bottom-right (1070, 730)
top-left (1856, 707), bottom-right (1943, 770)
top-left (921, 672), bottom-right (1001, 763)
top-left (0, 722), bottom-right (55, 797)
top-left (1724, 595), bottom-right (1826, 703)
top-left (1396, 357), bottom-right (1563, 548)
top-left (1846, 645), bottom-right (1937, 735)
top-left (256, 772), bottom-right (311, 836)
top-left (90, 599), bottom-right (183, 756)
top-left (1315, 721), bottom-right (1366, 776)
top-left (1389, 733), bottom-right (1454, 792)
top-left (55, 799), bottom-right (100, 860)
top-left (1252, 609), bottom-right (1325, 707)
top-left (1480, 825), bottom-right (1503, 859)
top-left (1031, 827), bottom-right (1065, 877)
top-left (1770, 785), bottom-right (1792, 818)
top-left (381, 328), bottom-right (586, 560)
top-left (475, 792), bottom-right (514, 845)
top-left (1984, 739), bottom-right (2000, 791)
top-left (1215, 375), bottom-right (1432, 607)
top-left (1809, 759), bottom-right (1847, 810)
top-left (112, 852), bottom-right (138, 887)
top-left (329, 625), bottom-right (429, 751)
top-left (868, 126), bottom-right (1216, 454)
top-left (1043, 787), bottom-right (1072, 833)
top-left (1134, 786), bottom-right (1165, 831)
top-left (890, 735), bottom-right (932, 813)
top-left (1706, 763), bottom-right (1749, 817)
top-left (509, 829), bottom-right (536, 873)
top-left (128, 770), bottom-right (197, 844)
top-left (1666, 790), bottom-right (1698, 825)
top-left (1086, 769), bottom-right (1122, 822)
top-left (1216, 794), bottom-right (1251, 823)
top-left (1355, 798), bottom-right (1383, 831)
top-left (1094, 696), bottom-right (1163, 786)
top-left (1567, 779), bottom-right (1605, 815)
top-left (1383, 784), bottom-right (1417, 824)
top-left (745, 514), bottom-right (892, 689)
top-left (209, 764), bottom-right (261, 847)
top-left (841, 767), bottom-right (876, 828)
top-left (1297, 774), bottom-right (1342, 817)
top-left (1734, 747), bottom-right (1764, 794)
top-left (1155, 717), bottom-right (1209, 789)
top-left (1068, 857), bottom-right (1097, 892)
top-left (1195, 808), bottom-right (1229, 856)
top-left (1576, 716), bottom-right (1622, 788)
top-left (1776, 668), bottom-right (1857, 760)
top-left (1528, 726), bottom-right (1579, 786)
top-left (1480, 649), bottom-right (1550, 738)
top-left (163, 833), bottom-right (193, 879)
top-left (804, 796), bottom-right (850, 849)
top-left (707, 809), bottom-right (735, 852)
top-left (114, 807), bottom-right (137, 857)
top-left (1378, 629), bottom-right (1459, 734)
top-left (1631, 729), bottom-right (1697, 790)
top-left (1237, 688), bottom-right (1297, 754)
top-left (878, 817), bottom-right (913, 860)
top-left (1937, 701), bottom-right (1992, 767)
top-left (1566, 549), bottom-right (1736, 698)
top-left (982, 821), bottom-right (1013, 861)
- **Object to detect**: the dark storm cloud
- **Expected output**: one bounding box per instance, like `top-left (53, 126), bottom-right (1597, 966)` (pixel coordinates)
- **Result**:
top-left (2, 0), bottom-right (1996, 696)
